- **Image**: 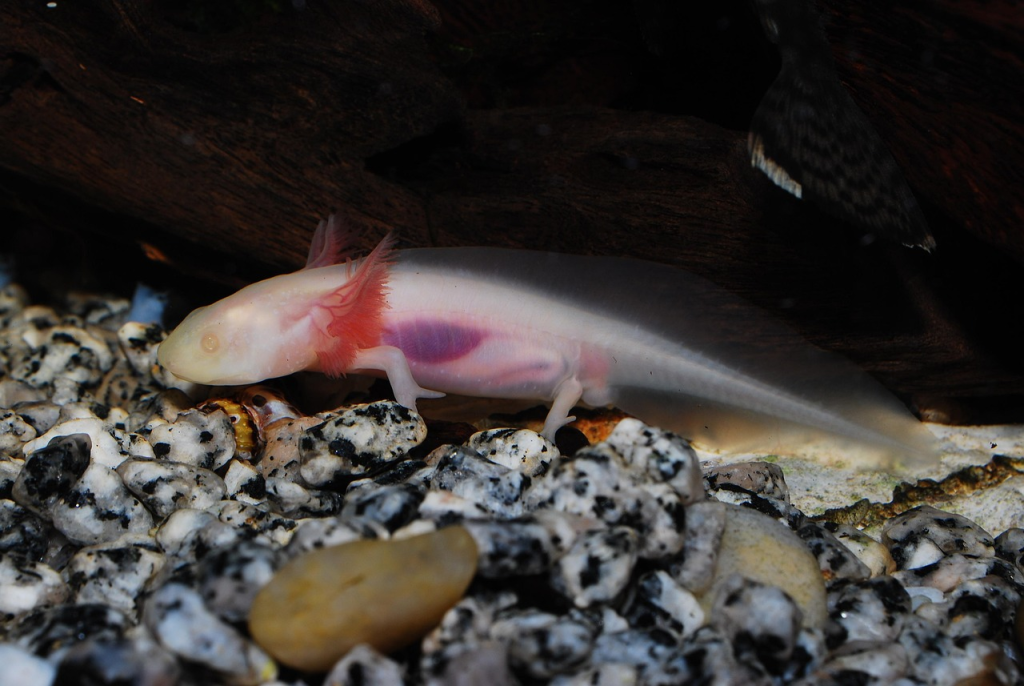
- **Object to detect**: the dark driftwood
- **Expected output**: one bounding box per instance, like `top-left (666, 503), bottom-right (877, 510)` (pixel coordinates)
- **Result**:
top-left (2, 0), bottom-right (1023, 416)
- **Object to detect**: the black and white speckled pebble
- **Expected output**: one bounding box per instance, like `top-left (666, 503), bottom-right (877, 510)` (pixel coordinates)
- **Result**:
top-left (5, 603), bottom-right (131, 663)
top-left (0, 642), bottom-right (56, 686)
top-left (462, 511), bottom-right (585, 578)
top-left (299, 401), bottom-right (426, 488)
top-left (895, 552), bottom-right (1024, 595)
top-left (0, 555), bottom-right (68, 620)
top-left (897, 614), bottom-right (1018, 685)
top-left (52, 635), bottom-right (181, 686)
top-left (827, 576), bottom-right (911, 646)
top-left (0, 499), bottom-right (53, 562)
top-left (341, 482), bottom-right (424, 533)
top-left (0, 410), bottom-right (37, 453)
top-left (142, 582), bottom-right (275, 684)
top-left (489, 609), bottom-right (596, 679)
top-left (995, 527), bottom-right (1024, 572)
top-left (664, 500), bottom-right (725, 597)
top-left (116, 321), bottom-right (166, 378)
top-left (284, 516), bottom-right (366, 557)
top-left (49, 462), bottom-right (153, 546)
top-left (626, 569), bottom-right (704, 640)
top-left (604, 419), bottom-right (704, 504)
top-left (552, 526), bottom-right (639, 608)
top-left (883, 505), bottom-right (995, 570)
top-left (10, 324), bottom-right (113, 389)
top-left (222, 459), bottom-right (266, 505)
top-left (264, 476), bottom-right (342, 518)
top-left (147, 408), bottom-right (236, 470)
top-left (65, 534), bottom-right (165, 615)
top-left (197, 539), bottom-right (285, 624)
top-left (797, 520), bottom-right (871, 584)
top-left (117, 457), bottom-right (226, 519)
top-left (466, 428), bottom-right (557, 477)
top-left (155, 509), bottom-right (257, 562)
top-left (710, 574), bottom-right (804, 677)
top-left (25, 413), bottom-right (155, 469)
top-left (428, 446), bottom-right (531, 519)
top-left (12, 433), bottom-right (92, 516)
top-left (703, 460), bottom-right (790, 503)
top-left (324, 643), bottom-right (405, 686)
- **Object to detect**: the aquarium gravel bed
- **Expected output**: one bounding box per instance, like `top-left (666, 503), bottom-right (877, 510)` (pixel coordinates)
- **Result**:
top-left (1, 281), bottom-right (1022, 686)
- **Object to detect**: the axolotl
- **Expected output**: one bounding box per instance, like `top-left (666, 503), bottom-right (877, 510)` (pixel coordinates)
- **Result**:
top-left (158, 216), bottom-right (935, 466)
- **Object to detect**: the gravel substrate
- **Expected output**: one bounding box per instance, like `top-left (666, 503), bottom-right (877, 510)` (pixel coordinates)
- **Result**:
top-left (0, 282), bottom-right (1022, 685)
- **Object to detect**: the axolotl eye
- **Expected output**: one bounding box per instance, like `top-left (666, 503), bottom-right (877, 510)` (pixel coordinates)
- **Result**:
top-left (201, 332), bottom-right (220, 354)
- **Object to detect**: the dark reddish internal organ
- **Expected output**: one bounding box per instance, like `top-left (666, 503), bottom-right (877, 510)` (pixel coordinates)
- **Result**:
top-left (382, 319), bottom-right (486, 364)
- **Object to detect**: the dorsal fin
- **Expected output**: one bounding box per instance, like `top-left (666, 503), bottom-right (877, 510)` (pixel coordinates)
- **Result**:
top-left (310, 232), bottom-right (396, 376)
top-left (304, 214), bottom-right (359, 269)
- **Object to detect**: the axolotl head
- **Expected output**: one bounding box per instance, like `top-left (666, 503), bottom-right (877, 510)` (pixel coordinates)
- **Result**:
top-left (157, 276), bottom-right (319, 386)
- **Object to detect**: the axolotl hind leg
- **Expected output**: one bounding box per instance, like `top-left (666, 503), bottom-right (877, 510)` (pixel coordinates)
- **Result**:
top-left (542, 377), bottom-right (584, 440)
top-left (351, 346), bottom-right (445, 411)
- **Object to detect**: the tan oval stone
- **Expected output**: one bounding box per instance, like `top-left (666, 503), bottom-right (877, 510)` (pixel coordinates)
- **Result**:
top-left (249, 526), bottom-right (477, 671)
top-left (698, 504), bottom-right (828, 628)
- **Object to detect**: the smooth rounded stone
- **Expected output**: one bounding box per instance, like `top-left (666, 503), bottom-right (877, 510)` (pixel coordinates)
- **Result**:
top-left (116, 321), bottom-right (166, 377)
top-left (261, 416), bottom-right (323, 480)
top-left (667, 500), bottom-right (725, 593)
top-left (462, 511), bottom-right (588, 578)
top-left (197, 540), bottom-right (286, 623)
top-left (341, 483), bottom-right (423, 532)
top-left (827, 577), bottom-right (912, 645)
top-left (53, 636), bottom-right (181, 686)
top-left (821, 522), bottom-right (896, 578)
top-left (893, 553), bottom-right (1024, 594)
top-left (465, 428), bottom-right (558, 476)
top-left (552, 526), bottom-right (639, 608)
top-left (284, 517), bottom-right (365, 557)
top-left (12, 434), bottom-right (91, 515)
top-left (65, 535), bottom-right (166, 615)
top-left (489, 609), bottom-right (596, 679)
top-left (49, 462), bottom-right (154, 546)
top-left (882, 505), bottom-right (995, 571)
top-left (427, 446), bottom-right (530, 519)
top-left (324, 644), bottom-right (405, 686)
top-left (995, 527), bottom-right (1024, 571)
top-left (147, 407), bottom-right (236, 470)
top-left (0, 555), bottom-right (68, 619)
top-left (117, 457), bottom-right (227, 519)
top-left (155, 508), bottom-right (256, 562)
top-left (299, 402), bottom-right (427, 488)
top-left (602, 419), bottom-right (704, 504)
top-left (10, 324), bottom-right (113, 388)
top-left (626, 570), bottom-right (705, 640)
top-left (710, 574), bottom-right (803, 676)
top-left (0, 499), bottom-right (51, 562)
top-left (0, 643), bottom-right (56, 686)
top-left (6, 603), bottom-right (131, 662)
top-left (23, 417), bottom-right (153, 470)
top-left (0, 410), bottom-right (36, 453)
top-left (250, 526), bottom-right (478, 671)
top-left (144, 582), bottom-right (276, 685)
top-left (797, 521), bottom-right (872, 584)
top-left (264, 476), bottom-right (342, 518)
top-left (223, 459), bottom-right (266, 505)
top-left (698, 504), bottom-right (827, 629)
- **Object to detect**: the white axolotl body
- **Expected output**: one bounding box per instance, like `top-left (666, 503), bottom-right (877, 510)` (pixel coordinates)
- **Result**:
top-left (158, 217), bottom-right (935, 465)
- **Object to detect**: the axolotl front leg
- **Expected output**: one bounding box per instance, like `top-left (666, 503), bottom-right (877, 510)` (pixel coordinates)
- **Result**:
top-left (361, 325), bottom-right (609, 440)
top-left (350, 346), bottom-right (446, 411)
